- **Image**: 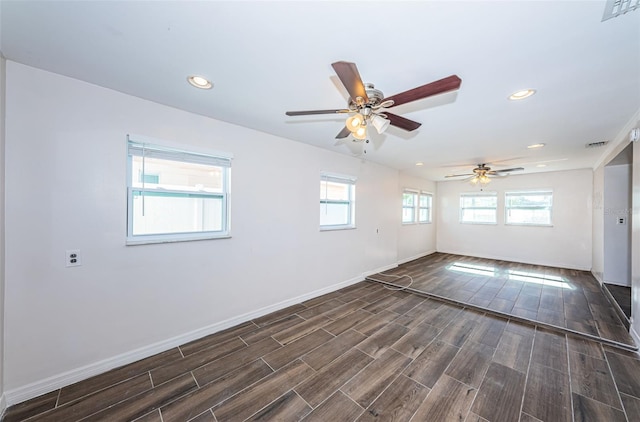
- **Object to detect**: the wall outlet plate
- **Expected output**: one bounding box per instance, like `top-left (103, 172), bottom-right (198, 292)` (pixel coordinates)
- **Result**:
top-left (66, 249), bottom-right (82, 267)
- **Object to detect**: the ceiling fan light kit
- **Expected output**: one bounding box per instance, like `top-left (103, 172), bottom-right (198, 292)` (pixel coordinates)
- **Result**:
top-left (346, 113), bottom-right (365, 131)
top-left (371, 114), bottom-right (391, 134)
top-left (285, 61), bottom-right (462, 143)
top-left (470, 174), bottom-right (492, 185)
top-left (353, 125), bottom-right (367, 140)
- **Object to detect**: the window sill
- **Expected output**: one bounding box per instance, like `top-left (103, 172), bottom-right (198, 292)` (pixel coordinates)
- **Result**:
top-left (126, 234), bottom-right (231, 246)
top-left (320, 225), bottom-right (356, 232)
top-left (505, 223), bottom-right (553, 227)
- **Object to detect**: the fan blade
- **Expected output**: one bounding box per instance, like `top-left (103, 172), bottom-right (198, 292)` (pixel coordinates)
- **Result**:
top-left (385, 112), bottom-right (422, 131)
top-left (494, 167), bottom-right (524, 173)
top-left (331, 61), bottom-right (369, 103)
top-left (286, 109), bottom-right (350, 116)
top-left (335, 126), bottom-right (351, 139)
top-left (384, 75), bottom-right (462, 108)
top-left (444, 173), bottom-right (474, 178)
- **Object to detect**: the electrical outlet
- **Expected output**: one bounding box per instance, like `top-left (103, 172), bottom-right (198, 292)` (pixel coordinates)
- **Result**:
top-left (66, 249), bottom-right (82, 267)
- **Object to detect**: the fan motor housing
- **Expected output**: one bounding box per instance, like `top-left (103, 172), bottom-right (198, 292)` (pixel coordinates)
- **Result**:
top-left (348, 83), bottom-right (385, 109)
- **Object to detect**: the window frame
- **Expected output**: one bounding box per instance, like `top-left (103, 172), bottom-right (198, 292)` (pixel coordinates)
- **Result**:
top-left (459, 192), bottom-right (498, 225)
top-left (419, 192), bottom-right (433, 224)
top-left (402, 189), bottom-right (419, 224)
top-left (402, 190), bottom-right (433, 224)
top-left (504, 190), bottom-right (553, 227)
top-left (126, 137), bottom-right (232, 245)
top-left (320, 172), bottom-right (356, 231)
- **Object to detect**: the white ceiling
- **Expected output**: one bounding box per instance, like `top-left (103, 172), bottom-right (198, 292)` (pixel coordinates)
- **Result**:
top-left (1, 1), bottom-right (639, 180)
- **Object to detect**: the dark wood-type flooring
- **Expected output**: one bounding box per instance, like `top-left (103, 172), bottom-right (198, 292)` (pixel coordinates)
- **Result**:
top-left (605, 283), bottom-right (632, 320)
top-left (4, 254), bottom-right (640, 421)
top-left (372, 253), bottom-right (636, 348)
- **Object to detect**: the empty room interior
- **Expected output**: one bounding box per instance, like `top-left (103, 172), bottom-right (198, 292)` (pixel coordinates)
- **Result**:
top-left (1, 1), bottom-right (640, 421)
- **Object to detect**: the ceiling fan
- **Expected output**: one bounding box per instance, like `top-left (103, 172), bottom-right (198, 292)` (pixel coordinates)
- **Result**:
top-left (285, 61), bottom-right (462, 141)
top-left (445, 164), bottom-right (524, 185)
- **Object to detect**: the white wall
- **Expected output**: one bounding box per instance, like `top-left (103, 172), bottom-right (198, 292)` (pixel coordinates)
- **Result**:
top-left (603, 164), bottom-right (632, 286)
top-left (0, 55), bottom-right (7, 417)
top-left (437, 169), bottom-right (593, 270)
top-left (632, 142), bottom-right (640, 342)
top-left (397, 172), bottom-right (437, 263)
top-left (593, 165), bottom-right (605, 283)
top-left (3, 62), bottom-right (405, 399)
top-left (591, 109), bottom-right (640, 342)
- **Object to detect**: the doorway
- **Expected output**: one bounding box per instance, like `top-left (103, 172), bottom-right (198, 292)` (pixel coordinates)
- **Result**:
top-left (603, 143), bottom-right (633, 324)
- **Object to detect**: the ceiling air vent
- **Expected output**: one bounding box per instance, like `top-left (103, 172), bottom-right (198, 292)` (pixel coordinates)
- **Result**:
top-left (586, 140), bottom-right (610, 148)
top-left (602, 0), bottom-right (640, 21)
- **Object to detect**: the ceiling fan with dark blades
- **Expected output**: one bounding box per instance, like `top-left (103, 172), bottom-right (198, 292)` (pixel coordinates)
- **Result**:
top-left (445, 164), bottom-right (524, 185)
top-left (285, 61), bottom-right (462, 141)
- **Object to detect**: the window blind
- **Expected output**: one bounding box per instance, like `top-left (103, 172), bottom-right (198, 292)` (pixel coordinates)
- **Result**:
top-left (128, 141), bottom-right (231, 168)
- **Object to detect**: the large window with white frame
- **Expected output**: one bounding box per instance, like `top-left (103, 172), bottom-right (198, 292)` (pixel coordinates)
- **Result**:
top-left (127, 137), bottom-right (231, 244)
top-left (460, 192), bottom-right (498, 224)
top-left (403, 190), bottom-right (432, 224)
top-left (320, 173), bottom-right (356, 230)
top-left (505, 190), bottom-right (553, 226)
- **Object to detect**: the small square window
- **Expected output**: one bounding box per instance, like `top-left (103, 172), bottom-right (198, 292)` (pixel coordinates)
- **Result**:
top-left (320, 173), bottom-right (356, 230)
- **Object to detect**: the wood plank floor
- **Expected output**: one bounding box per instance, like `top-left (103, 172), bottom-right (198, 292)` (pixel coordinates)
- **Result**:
top-left (371, 253), bottom-right (635, 347)
top-left (605, 283), bottom-right (632, 320)
top-left (4, 254), bottom-right (640, 422)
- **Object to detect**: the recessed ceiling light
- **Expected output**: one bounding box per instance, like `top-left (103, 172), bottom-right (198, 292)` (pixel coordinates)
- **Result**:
top-left (415, 162), bottom-right (424, 166)
top-left (187, 75), bottom-right (213, 90)
top-left (536, 164), bottom-right (547, 168)
top-left (509, 89), bottom-right (536, 100)
top-left (527, 143), bottom-right (546, 149)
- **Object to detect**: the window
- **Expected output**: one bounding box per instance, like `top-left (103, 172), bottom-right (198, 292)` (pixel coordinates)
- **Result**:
top-left (505, 190), bottom-right (553, 226)
top-left (419, 192), bottom-right (433, 223)
top-left (402, 190), bottom-right (418, 223)
top-left (403, 190), bottom-right (433, 224)
top-left (320, 173), bottom-right (356, 230)
top-left (127, 138), bottom-right (231, 244)
top-left (460, 192), bottom-right (498, 224)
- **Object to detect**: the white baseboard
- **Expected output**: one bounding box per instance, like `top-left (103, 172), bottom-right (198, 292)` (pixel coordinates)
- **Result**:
top-left (436, 249), bottom-right (591, 272)
top-left (4, 274), bottom-right (365, 407)
top-left (397, 250), bottom-right (436, 265)
top-left (362, 262), bottom-right (398, 278)
top-left (592, 271), bottom-right (604, 285)
top-left (631, 323), bottom-right (640, 351)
